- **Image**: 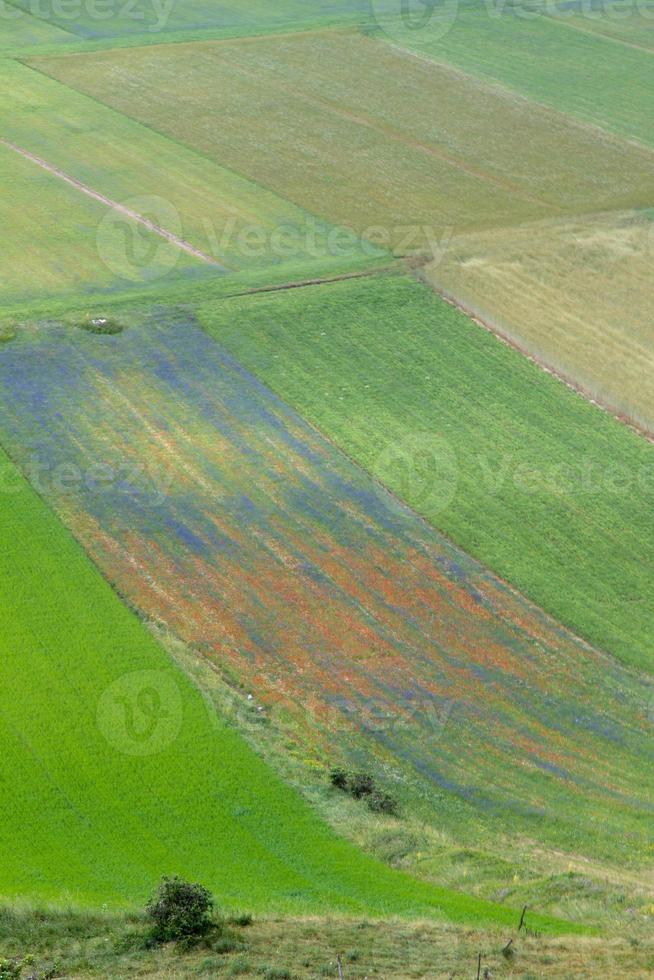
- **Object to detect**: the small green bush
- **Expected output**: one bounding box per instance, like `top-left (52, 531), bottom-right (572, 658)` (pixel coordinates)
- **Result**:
top-left (329, 767), bottom-right (349, 791)
top-left (367, 790), bottom-right (400, 816)
top-left (146, 876), bottom-right (214, 943)
top-left (214, 936), bottom-right (246, 955)
top-left (227, 955), bottom-right (251, 976)
top-left (328, 768), bottom-right (399, 815)
top-left (77, 315), bottom-right (124, 335)
top-left (230, 913), bottom-right (253, 928)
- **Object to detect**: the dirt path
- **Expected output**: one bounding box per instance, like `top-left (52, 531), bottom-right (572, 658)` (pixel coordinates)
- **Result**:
top-left (223, 265), bottom-right (398, 299)
top-left (1, 138), bottom-right (227, 269)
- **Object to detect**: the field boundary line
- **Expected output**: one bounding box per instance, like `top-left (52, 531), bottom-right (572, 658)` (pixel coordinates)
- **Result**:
top-left (5, 21), bottom-right (357, 61)
top-left (423, 271), bottom-right (654, 444)
top-left (383, 37), bottom-right (654, 157)
top-left (542, 10), bottom-right (654, 58)
top-left (221, 265), bottom-right (401, 298)
top-left (0, 138), bottom-right (229, 270)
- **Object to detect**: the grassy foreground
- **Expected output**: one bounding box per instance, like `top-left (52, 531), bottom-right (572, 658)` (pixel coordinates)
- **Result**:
top-left (1, 905), bottom-right (643, 979)
top-left (198, 273), bottom-right (654, 672)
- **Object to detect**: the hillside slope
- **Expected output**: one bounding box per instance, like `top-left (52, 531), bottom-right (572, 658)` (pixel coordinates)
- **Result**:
top-left (0, 443), bottom-right (553, 929)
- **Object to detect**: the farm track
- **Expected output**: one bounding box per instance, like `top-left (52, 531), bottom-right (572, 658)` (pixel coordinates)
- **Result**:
top-left (0, 138), bottom-right (228, 269)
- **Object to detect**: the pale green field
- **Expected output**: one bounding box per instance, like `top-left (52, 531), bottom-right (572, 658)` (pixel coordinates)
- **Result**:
top-left (0, 140), bottom-right (206, 301)
top-left (0, 5), bottom-right (74, 50)
top-left (31, 31), bottom-right (654, 253)
top-left (427, 209), bottom-right (654, 432)
top-left (549, 2), bottom-right (654, 51)
top-left (381, 3), bottom-right (654, 147)
top-left (2, 59), bottom-right (365, 278)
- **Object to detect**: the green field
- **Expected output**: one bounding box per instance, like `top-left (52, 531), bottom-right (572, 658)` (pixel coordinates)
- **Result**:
top-left (4, 0), bottom-right (372, 40)
top-left (381, 2), bottom-right (654, 147)
top-left (2, 0), bottom-right (654, 961)
top-left (198, 273), bottom-right (654, 673)
top-left (362, 6), bottom-right (654, 431)
top-left (0, 5), bottom-right (74, 50)
top-left (0, 440), bottom-right (567, 929)
top-left (4, 58), bottom-right (371, 272)
top-left (31, 31), bottom-right (654, 252)
top-left (0, 140), bottom-right (210, 301)
top-left (1, 310), bottom-right (650, 877)
top-left (559, 2), bottom-right (654, 50)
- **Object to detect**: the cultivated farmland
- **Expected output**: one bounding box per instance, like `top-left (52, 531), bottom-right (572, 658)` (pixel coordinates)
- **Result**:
top-left (0, 139), bottom-right (206, 301)
top-left (0, 439), bottom-right (543, 927)
top-left (1, 58), bottom-right (372, 280)
top-left (31, 31), bottom-right (654, 252)
top-left (0, 312), bottom-right (650, 875)
top-left (0, 7), bottom-right (73, 51)
top-left (2, 0), bottom-right (654, 969)
top-left (198, 273), bottom-right (654, 675)
top-left (427, 209), bottom-right (654, 432)
top-left (5, 0), bottom-right (375, 42)
top-left (384, 1), bottom-right (654, 147)
top-left (560, 1), bottom-right (654, 51)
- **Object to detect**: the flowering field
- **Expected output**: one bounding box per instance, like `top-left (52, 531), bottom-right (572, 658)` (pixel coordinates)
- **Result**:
top-left (0, 433), bottom-right (541, 926)
top-left (0, 311), bottom-right (650, 869)
top-left (201, 274), bottom-right (654, 675)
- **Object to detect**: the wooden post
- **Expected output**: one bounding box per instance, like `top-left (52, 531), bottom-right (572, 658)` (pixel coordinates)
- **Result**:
top-left (518, 905), bottom-right (528, 932)
top-left (337, 953), bottom-right (344, 979)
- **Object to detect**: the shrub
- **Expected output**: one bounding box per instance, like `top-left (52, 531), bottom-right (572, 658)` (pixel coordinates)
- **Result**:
top-left (329, 767), bottom-right (349, 791)
top-left (214, 936), bottom-right (246, 955)
top-left (348, 772), bottom-right (375, 799)
top-left (227, 955), bottom-right (251, 976)
top-left (77, 315), bottom-right (124, 335)
top-left (329, 768), bottom-right (399, 814)
top-left (367, 790), bottom-right (400, 817)
top-left (230, 913), bottom-right (253, 928)
top-left (145, 875), bottom-right (214, 943)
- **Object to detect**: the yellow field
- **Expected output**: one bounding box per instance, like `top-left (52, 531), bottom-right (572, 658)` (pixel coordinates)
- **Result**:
top-left (426, 209), bottom-right (654, 432)
top-left (32, 31), bottom-right (654, 252)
